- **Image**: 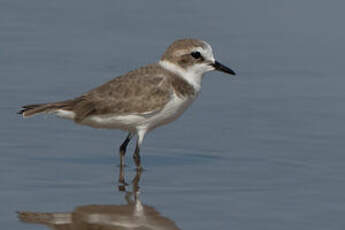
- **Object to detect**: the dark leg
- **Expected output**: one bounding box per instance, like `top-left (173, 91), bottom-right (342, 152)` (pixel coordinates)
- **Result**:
top-left (132, 167), bottom-right (142, 201)
top-left (118, 165), bottom-right (143, 205)
top-left (119, 133), bottom-right (132, 167)
top-left (133, 130), bottom-right (145, 171)
top-left (133, 143), bottom-right (142, 171)
top-left (118, 164), bottom-right (126, 191)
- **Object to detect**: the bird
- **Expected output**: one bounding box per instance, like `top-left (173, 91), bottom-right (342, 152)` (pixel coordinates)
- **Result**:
top-left (18, 38), bottom-right (236, 170)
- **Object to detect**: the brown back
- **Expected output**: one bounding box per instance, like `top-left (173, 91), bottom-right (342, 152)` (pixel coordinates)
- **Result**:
top-left (69, 63), bottom-right (195, 122)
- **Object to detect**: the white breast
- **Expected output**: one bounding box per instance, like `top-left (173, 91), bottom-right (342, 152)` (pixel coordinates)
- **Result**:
top-left (143, 92), bottom-right (196, 131)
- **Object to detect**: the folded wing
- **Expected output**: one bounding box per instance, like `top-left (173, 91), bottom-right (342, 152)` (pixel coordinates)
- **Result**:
top-left (72, 64), bottom-right (173, 122)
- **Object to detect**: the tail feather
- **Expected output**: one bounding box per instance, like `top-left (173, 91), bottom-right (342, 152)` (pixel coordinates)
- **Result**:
top-left (18, 100), bottom-right (77, 118)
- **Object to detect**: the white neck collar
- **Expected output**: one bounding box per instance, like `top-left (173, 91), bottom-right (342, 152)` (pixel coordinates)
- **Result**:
top-left (159, 60), bottom-right (203, 92)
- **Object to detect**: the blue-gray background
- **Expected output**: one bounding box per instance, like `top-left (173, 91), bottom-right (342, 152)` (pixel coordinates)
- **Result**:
top-left (1, 0), bottom-right (345, 229)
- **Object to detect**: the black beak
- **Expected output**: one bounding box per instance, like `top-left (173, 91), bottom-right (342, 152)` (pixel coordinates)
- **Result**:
top-left (212, 61), bottom-right (236, 75)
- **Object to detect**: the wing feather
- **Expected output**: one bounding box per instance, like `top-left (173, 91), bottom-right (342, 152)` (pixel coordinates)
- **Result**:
top-left (72, 64), bottom-right (173, 122)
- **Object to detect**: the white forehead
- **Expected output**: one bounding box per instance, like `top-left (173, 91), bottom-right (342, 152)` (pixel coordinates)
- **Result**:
top-left (192, 41), bottom-right (215, 62)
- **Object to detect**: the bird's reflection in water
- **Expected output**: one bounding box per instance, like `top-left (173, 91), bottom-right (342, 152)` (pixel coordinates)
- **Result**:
top-left (17, 166), bottom-right (180, 230)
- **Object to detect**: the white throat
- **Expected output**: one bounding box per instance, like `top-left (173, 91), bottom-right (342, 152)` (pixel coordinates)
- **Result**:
top-left (159, 60), bottom-right (204, 92)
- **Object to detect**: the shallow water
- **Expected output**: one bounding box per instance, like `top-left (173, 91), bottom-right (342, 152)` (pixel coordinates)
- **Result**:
top-left (2, 0), bottom-right (345, 229)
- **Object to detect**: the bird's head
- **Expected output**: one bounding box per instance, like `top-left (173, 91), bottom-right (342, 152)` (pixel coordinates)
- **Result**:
top-left (160, 39), bottom-right (236, 78)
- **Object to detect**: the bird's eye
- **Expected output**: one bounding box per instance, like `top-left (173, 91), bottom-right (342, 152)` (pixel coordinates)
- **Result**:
top-left (190, 51), bottom-right (201, 59)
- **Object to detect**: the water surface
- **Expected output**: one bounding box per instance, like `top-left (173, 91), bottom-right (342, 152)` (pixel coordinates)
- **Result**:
top-left (1, 0), bottom-right (345, 229)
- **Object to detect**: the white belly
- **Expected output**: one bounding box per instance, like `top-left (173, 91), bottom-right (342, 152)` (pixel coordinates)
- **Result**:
top-left (55, 94), bottom-right (196, 132)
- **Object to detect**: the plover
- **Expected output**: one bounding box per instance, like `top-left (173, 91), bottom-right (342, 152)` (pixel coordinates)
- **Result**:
top-left (18, 39), bottom-right (236, 170)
